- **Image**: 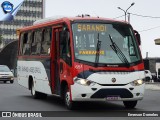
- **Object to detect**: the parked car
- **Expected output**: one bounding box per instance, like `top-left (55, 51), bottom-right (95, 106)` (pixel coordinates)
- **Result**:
top-left (0, 65), bottom-right (14, 83)
top-left (151, 73), bottom-right (157, 82)
top-left (144, 70), bottom-right (152, 82)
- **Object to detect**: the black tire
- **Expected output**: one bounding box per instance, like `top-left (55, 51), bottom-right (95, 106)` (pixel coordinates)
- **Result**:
top-left (64, 86), bottom-right (76, 110)
top-left (3, 81), bottom-right (7, 83)
top-left (10, 80), bottom-right (14, 84)
top-left (123, 101), bottom-right (137, 109)
top-left (145, 77), bottom-right (150, 82)
top-left (31, 81), bottom-right (47, 99)
top-left (40, 93), bottom-right (47, 99)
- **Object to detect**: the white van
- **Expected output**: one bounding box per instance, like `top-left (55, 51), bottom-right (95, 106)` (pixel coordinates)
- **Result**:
top-left (144, 70), bottom-right (152, 82)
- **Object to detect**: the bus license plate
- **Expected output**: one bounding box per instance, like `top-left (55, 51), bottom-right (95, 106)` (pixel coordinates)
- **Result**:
top-left (106, 96), bottom-right (119, 100)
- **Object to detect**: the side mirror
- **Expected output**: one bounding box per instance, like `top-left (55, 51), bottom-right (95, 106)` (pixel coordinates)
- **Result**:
top-left (134, 30), bottom-right (141, 46)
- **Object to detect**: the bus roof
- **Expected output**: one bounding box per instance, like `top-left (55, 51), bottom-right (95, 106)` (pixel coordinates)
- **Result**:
top-left (18, 15), bottom-right (128, 32)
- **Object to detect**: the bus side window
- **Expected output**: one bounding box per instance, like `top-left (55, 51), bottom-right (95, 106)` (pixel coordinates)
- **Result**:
top-left (22, 33), bottom-right (28, 55)
top-left (36, 31), bottom-right (42, 55)
top-left (31, 30), bottom-right (42, 55)
top-left (23, 32), bottom-right (32, 55)
top-left (19, 33), bottom-right (24, 55)
top-left (31, 31), bottom-right (36, 55)
top-left (41, 28), bottom-right (51, 55)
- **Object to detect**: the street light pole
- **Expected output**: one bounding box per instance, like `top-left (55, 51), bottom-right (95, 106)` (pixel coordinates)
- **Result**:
top-left (117, 2), bottom-right (135, 22)
top-left (128, 13), bottom-right (131, 23)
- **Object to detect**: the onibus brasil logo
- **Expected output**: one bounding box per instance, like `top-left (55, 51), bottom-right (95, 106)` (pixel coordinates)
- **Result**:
top-left (1, 1), bottom-right (14, 14)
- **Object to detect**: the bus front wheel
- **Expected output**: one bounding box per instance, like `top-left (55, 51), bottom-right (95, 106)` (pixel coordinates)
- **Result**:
top-left (123, 101), bottom-right (137, 109)
top-left (64, 86), bottom-right (76, 110)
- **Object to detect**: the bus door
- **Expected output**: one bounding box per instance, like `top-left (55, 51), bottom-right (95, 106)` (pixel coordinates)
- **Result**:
top-left (51, 27), bottom-right (62, 95)
top-left (51, 26), bottom-right (72, 95)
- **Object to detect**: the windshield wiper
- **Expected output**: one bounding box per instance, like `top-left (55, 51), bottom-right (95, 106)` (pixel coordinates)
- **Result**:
top-left (95, 33), bottom-right (101, 67)
top-left (109, 34), bottom-right (130, 67)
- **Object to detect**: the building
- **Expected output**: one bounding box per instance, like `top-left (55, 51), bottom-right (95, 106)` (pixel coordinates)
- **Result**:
top-left (143, 57), bottom-right (160, 78)
top-left (154, 39), bottom-right (160, 80)
top-left (143, 57), bottom-right (160, 72)
top-left (0, 0), bottom-right (45, 48)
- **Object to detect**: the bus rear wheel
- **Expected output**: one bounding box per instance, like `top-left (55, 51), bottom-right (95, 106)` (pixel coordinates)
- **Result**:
top-left (123, 101), bottom-right (137, 109)
top-left (64, 86), bottom-right (76, 110)
top-left (31, 81), bottom-right (47, 99)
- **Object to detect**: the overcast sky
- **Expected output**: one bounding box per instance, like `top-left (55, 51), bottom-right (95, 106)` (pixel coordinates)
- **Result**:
top-left (45, 0), bottom-right (160, 58)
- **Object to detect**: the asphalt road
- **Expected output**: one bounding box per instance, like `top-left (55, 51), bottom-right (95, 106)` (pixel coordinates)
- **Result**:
top-left (0, 79), bottom-right (160, 120)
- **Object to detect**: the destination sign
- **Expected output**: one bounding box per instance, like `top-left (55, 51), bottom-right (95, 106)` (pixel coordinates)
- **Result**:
top-left (77, 24), bottom-right (107, 32)
top-left (79, 50), bottom-right (105, 55)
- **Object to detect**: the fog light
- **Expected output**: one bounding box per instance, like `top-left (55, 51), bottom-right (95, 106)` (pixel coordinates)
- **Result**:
top-left (129, 88), bottom-right (134, 90)
top-left (81, 94), bottom-right (86, 97)
top-left (136, 93), bottom-right (140, 96)
top-left (91, 88), bottom-right (97, 91)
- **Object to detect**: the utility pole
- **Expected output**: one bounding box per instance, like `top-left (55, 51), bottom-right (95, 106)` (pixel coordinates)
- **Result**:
top-left (117, 2), bottom-right (135, 22)
top-left (128, 13), bottom-right (131, 23)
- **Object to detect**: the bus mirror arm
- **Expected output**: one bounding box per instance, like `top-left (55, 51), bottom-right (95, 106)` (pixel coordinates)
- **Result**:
top-left (134, 30), bottom-right (141, 46)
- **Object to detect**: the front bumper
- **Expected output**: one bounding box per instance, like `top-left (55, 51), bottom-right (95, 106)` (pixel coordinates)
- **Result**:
top-left (71, 83), bottom-right (145, 101)
top-left (0, 78), bottom-right (14, 81)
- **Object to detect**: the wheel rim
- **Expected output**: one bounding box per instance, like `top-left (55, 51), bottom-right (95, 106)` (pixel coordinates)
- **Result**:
top-left (31, 83), bottom-right (35, 96)
top-left (65, 91), bottom-right (70, 106)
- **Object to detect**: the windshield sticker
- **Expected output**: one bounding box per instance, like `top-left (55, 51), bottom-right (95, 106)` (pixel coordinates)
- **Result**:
top-left (79, 50), bottom-right (105, 55)
top-left (77, 24), bottom-right (107, 32)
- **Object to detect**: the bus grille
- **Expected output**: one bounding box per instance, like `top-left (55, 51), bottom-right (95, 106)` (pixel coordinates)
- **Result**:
top-left (91, 88), bottom-right (133, 98)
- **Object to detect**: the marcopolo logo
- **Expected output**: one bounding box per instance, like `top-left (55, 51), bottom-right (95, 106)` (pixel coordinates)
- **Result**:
top-left (1, 1), bottom-right (14, 14)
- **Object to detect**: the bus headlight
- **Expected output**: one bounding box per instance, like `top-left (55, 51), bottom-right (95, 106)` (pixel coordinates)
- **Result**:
top-left (130, 79), bottom-right (144, 86)
top-left (74, 78), bottom-right (96, 86)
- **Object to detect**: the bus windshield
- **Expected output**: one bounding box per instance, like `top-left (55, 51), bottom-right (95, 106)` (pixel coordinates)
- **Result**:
top-left (72, 22), bottom-right (141, 66)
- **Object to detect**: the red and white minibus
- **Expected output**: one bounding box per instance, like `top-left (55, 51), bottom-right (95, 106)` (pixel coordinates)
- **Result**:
top-left (17, 15), bottom-right (145, 109)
